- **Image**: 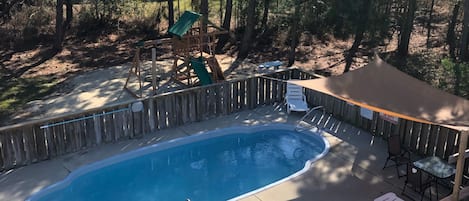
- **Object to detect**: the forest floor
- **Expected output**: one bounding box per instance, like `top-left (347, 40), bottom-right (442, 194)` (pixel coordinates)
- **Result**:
top-left (0, 6), bottom-right (452, 126)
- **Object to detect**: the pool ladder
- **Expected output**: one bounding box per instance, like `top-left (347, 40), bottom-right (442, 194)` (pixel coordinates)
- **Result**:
top-left (295, 105), bottom-right (325, 132)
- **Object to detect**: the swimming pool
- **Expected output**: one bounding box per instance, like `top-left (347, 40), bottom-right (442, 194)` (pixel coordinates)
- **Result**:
top-left (27, 124), bottom-right (329, 201)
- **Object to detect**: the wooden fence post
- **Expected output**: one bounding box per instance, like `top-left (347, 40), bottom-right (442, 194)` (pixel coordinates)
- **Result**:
top-left (131, 102), bottom-right (144, 138)
top-left (452, 131), bottom-right (469, 201)
top-left (93, 114), bottom-right (102, 145)
top-left (149, 98), bottom-right (156, 132)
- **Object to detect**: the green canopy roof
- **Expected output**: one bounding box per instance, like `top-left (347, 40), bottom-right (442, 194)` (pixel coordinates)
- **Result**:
top-left (168, 11), bottom-right (201, 37)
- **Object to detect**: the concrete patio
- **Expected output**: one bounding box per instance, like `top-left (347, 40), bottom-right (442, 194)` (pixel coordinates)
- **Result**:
top-left (0, 105), bottom-right (450, 201)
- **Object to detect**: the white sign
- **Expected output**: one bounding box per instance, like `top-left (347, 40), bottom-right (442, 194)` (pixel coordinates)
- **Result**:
top-left (360, 107), bottom-right (373, 120)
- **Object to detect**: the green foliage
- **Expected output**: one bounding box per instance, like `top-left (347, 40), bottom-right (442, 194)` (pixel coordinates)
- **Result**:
top-left (25, 8), bottom-right (53, 41)
top-left (122, 1), bottom-right (162, 35)
top-left (302, 0), bottom-right (330, 36)
top-left (324, 0), bottom-right (392, 43)
top-left (263, 0), bottom-right (393, 46)
top-left (2, 4), bottom-right (54, 42)
top-left (440, 58), bottom-right (469, 98)
top-left (76, 0), bottom-right (122, 35)
top-left (76, 0), bottom-right (165, 36)
top-left (76, 7), bottom-right (106, 36)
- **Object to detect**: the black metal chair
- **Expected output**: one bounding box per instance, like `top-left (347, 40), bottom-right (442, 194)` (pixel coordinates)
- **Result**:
top-left (402, 163), bottom-right (433, 201)
top-left (383, 134), bottom-right (411, 178)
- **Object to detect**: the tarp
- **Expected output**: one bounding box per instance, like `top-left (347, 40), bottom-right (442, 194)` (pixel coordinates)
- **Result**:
top-left (168, 11), bottom-right (201, 37)
top-left (289, 56), bottom-right (469, 131)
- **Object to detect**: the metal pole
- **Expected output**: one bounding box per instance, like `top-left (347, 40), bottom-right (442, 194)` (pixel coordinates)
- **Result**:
top-left (40, 108), bottom-right (130, 129)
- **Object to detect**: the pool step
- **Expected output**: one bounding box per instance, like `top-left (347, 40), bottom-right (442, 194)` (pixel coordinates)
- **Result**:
top-left (295, 106), bottom-right (325, 132)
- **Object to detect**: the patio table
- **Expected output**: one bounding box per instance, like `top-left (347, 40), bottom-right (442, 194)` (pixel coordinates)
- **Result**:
top-left (413, 156), bottom-right (456, 199)
top-left (258, 61), bottom-right (283, 70)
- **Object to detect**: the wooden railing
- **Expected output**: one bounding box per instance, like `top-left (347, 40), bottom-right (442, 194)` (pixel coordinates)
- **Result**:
top-left (0, 69), bottom-right (315, 171)
top-left (304, 90), bottom-right (461, 161)
top-left (0, 68), bottom-right (462, 173)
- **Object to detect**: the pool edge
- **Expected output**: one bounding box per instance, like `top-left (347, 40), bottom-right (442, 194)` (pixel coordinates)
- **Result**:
top-left (26, 123), bottom-right (329, 201)
top-left (228, 125), bottom-right (330, 201)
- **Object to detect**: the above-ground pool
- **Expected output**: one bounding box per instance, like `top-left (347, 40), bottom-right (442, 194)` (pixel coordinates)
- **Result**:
top-left (27, 124), bottom-right (329, 201)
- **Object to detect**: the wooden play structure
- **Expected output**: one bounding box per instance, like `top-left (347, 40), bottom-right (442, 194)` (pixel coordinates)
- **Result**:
top-left (168, 11), bottom-right (226, 86)
top-left (123, 41), bottom-right (144, 98)
top-left (123, 11), bottom-right (227, 98)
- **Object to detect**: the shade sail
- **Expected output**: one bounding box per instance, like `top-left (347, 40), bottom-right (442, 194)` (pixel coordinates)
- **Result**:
top-left (289, 56), bottom-right (469, 131)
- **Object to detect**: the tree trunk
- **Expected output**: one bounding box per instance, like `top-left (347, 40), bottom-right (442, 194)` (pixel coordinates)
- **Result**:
top-left (200, 0), bottom-right (208, 34)
top-left (177, 0), bottom-right (180, 17)
top-left (344, 0), bottom-right (371, 73)
top-left (219, 0), bottom-right (223, 24)
top-left (191, 0), bottom-right (199, 11)
top-left (93, 0), bottom-right (98, 20)
top-left (261, 0), bottom-right (270, 31)
top-left (426, 0), bottom-right (435, 48)
top-left (64, 0), bottom-right (72, 30)
top-left (237, 0), bottom-right (256, 59)
top-left (200, 0), bottom-right (209, 52)
top-left (1, 0), bottom-right (8, 22)
top-left (287, 0), bottom-right (301, 66)
top-left (215, 0), bottom-right (232, 52)
top-left (397, 0), bottom-right (417, 57)
top-left (344, 27), bottom-right (366, 73)
top-left (222, 0), bottom-right (232, 30)
top-left (454, 62), bottom-right (462, 95)
top-left (448, 1), bottom-right (461, 59)
top-left (54, 0), bottom-right (64, 51)
top-left (168, 0), bottom-right (174, 28)
top-left (460, 0), bottom-right (469, 61)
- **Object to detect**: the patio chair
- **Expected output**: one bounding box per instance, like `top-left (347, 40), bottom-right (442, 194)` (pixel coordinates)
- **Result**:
top-left (383, 135), bottom-right (410, 178)
top-left (402, 163), bottom-right (433, 201)
top-left (285, 82), bottom-right (309, 114)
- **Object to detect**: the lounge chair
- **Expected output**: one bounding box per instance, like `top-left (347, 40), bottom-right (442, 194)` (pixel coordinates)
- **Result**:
top-left (383, 135), bottom-right (410, 178)
top-left (285, 82), bottom-right (309, 114)
top-left (402, 163), bottom-right (433, 201)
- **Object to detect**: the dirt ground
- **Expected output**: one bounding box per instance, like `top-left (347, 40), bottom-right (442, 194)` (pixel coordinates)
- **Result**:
top-left (5, 50), bottom-right (317, 124)
top-left (2, 30), bottom-right (447, 126)
top-left (0, 2), bottom-right (452, 126)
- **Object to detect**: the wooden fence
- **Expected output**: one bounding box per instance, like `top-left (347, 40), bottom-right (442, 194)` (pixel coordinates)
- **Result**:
top-left (304, 89), bottom-right (461, 162)
top-left (0, 69), bottom-right (314, 171)
top-left (0, 68), bottom-right (463, 173)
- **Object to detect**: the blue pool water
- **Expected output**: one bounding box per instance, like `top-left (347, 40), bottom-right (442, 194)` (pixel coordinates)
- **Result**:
top-left (27, 124), bottom-right (328, 201)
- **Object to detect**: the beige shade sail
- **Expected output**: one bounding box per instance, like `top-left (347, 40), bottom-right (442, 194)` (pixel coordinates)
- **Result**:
top-left (289, 56), bottom-right (469, 131)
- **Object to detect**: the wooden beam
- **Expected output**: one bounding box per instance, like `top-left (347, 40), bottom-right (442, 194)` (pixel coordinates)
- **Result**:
top-left (452, 131), bottom-right (469, 201)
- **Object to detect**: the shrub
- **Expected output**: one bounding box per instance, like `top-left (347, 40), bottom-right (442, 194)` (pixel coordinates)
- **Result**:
top-left (440, 58), bottom-right (469, 99)
top-left (122, 1), bottom-right (161, 36)
top-left (4, 5), bottom-right (53, 42)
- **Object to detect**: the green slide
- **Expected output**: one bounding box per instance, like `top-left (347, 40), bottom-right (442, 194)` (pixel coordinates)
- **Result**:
top-left (190, 57), bottom-right (213, 85)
